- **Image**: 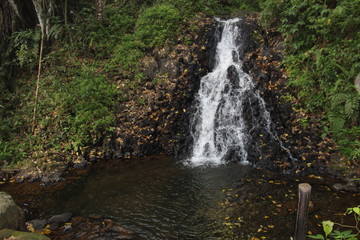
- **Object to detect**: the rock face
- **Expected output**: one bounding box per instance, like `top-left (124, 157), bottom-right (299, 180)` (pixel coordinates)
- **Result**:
top-left (0, 192), bottom-right (25, 230)
top-left (89, 15), bottom-right (218, 160)
top-left (77, 15), bottom-right (328, 173)
top-left (0, 229), bottom-right (51, 240)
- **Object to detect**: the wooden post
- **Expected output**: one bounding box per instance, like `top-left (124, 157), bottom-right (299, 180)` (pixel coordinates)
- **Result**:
top-left (294, 183), bottom-right (311, 240)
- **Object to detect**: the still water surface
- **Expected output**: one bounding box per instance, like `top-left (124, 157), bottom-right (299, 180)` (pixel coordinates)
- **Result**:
top-left (2, 155), bottom-right (359, 239)
top-left (47, 155), bottom-right (358, 239)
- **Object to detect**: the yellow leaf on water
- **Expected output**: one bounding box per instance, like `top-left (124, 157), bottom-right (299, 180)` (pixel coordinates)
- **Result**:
top-left (26, 224), bottom-right (35, 232)
top-left (40, 228), bottom-right (51, 235)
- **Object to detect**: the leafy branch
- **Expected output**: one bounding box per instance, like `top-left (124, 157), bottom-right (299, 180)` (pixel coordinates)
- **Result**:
top-left (308, 206), bottom-right (360, 240)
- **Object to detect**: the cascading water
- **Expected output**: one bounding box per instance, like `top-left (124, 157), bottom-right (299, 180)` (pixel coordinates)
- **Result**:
top-left (190, 18), bottom-right (294, 166)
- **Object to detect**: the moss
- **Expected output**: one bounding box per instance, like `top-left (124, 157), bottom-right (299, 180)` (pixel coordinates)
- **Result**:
top-left (0, 229), bottom-right (51, 240)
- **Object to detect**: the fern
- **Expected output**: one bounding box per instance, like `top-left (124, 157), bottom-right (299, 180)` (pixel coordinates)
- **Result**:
top-left (344, 96), bottom-right (359, 118)
top-left (329, 113), bottom-right (346, 134)
top-left (330, 92), bottom-right (348, 109)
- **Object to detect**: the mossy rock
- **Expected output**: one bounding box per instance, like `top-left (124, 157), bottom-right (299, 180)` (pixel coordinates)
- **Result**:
top-left (0, 192), bottom-right (20, 229)
top-left (0, 229), bottom-right (51, 240)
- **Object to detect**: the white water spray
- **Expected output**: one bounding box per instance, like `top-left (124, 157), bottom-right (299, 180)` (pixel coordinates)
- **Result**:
top-left (189, 18), bottom-right (295, 166)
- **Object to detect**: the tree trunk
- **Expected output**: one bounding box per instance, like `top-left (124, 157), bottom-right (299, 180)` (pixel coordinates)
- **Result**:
top-left (32, 0), bottom-right (55, 39)
top-left (64, 0), bottom-right (68, 25)
top-left (96, 0), bottom-right (105, 21)
top-left (31, 26), bottom-right (45, 135)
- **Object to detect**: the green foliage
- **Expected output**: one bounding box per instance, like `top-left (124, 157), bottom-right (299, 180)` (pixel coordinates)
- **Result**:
top-left (10, 29), bottom-right (41, 68)
top-left (135, 3), bottom-right (181, 48)
top-left (111, 34), bottom-right (145, 74)
top-left (59, 66), bottom-right (118, 147)
top-left (159, 0), bottom-right (260, 16)
top-left (308, 206), bottom-right (360, 240)
top-left (0, 0), bottom-right (267, 168)
top-left (111, 3), bottom-right (181, 78)
top-left (68, 5), bottom-right (135, 59)
top-left (0, 141), bottom-right (25, 166)
top-left (260, 0), bottom-right (360, 159)
top-left (259, 0), bottom-right (285, 27)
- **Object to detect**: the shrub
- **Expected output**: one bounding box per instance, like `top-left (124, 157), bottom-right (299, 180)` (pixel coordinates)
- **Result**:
top-left (135, 3), bottom-right (181, 48)
top-left (259, 0), bottom-right (360, 159)
top-left (60, 66), bottom-right (118, 147)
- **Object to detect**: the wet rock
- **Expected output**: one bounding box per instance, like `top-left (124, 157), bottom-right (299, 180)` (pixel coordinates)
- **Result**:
top-left (41, 166), bottom-right (66, 184)
top-left (332, 183), bottom-right (344, 191)
top-left (227, 65), bottom-right (240, 88)
top-left (27, 219), bottom-right (48, 231)
top-left (0, 229), bottom-right (51, 240)
top-left (49, 222), bottom-right (59, 231)
top-left (14, 167), bottom-right (41, 183)
top-left (0, 192), bottom-right (25, 230)
top-left (49, 212), bottom-right (73, 224)
top-left (343, 184), bottom-right (359, 193)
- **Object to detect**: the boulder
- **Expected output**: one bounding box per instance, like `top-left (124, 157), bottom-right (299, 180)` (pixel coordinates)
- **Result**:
top-left (0, 229), bottom-right (51, 240)
top-left (0, 192), bottom-right (25, 230)
top-left (26, 219), bottom-right (48, 231)
top-left (48, 212), bottom-right (72, 224)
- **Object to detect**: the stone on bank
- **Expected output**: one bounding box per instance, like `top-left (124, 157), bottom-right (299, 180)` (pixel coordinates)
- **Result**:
top-left (0, 192), bottom-right (25, 230)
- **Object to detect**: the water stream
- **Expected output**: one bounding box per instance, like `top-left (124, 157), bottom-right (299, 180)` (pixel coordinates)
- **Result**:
top-left (190, 18), bottom-right (294, 166)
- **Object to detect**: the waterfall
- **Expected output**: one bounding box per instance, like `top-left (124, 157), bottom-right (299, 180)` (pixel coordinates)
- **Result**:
top-left (189, 18), bottom-right (294, 166)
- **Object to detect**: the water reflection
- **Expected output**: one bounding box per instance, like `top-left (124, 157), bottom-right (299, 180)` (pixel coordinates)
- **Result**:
top-left (2, 155), bottom-right (358, 239)
top-left (60, 156), bottom-right (256, 239)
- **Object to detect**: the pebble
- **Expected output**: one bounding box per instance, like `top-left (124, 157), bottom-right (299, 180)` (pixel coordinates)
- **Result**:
top-left (332, 183), bottom-right (344, 191)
